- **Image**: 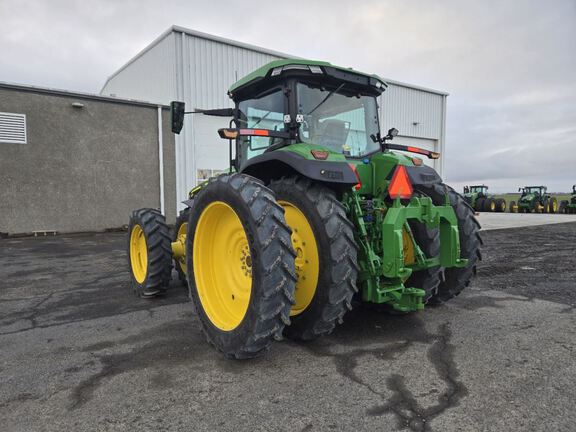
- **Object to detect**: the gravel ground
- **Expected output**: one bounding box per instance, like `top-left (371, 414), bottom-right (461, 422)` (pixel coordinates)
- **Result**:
top-left (1, 222), bottom-right (575, 432)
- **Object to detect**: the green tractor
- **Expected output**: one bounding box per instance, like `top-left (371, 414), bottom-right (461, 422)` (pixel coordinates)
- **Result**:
top-left (513, 186), bottom-right (557, 213)
top-left (462, 185), bottom-right (506, 212)
top-left (559, 185), bottom-right (576, 214)
top-left (127, 59), bottom-right (481, 359)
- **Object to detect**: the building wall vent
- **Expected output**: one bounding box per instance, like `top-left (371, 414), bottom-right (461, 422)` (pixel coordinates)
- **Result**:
top-left (0, 112), bottom-right (27, 144)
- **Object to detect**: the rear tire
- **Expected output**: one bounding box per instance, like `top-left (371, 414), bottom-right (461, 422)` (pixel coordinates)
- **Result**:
top-left (186, 174), bottom-right (297, 359)
top-left (416, 184), bottom-right (482, 303)
top-left (542, 198), bottom-right (550, 214)
top-left (559, 201), bottom-right (568, 214)
top-left (475, 197), bottom-right (486, 212)
top-left (548, 197), bottom-right (558, 214)
top-left (483, 198), bottom-right (496, 212)
top-left (268, 176), bottom-right (358, 341)
top-left (127, 208), bottom-right (172, 298)
top-left (509, 201), bottom-right (517, 213)
top-left (496, 199), bottom-right (506, 212)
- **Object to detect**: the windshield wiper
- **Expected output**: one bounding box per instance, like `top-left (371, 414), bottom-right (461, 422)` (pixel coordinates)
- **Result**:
top-left (306, 83), bottom-right (345, 115)
top-left (250, 110), bottom-right (273, 128)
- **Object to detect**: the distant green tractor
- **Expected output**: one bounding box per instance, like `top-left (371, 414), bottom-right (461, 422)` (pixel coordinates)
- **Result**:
top-left (513, 186), bottom-right (557, 213)
top-left (463, 185), bottom-right (506, 212)
top-left (559, 185), bottom-right (576, 214)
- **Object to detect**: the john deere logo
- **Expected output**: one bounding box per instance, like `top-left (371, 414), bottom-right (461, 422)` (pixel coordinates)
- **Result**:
top-left (320, 170), bottom-right (344, 180)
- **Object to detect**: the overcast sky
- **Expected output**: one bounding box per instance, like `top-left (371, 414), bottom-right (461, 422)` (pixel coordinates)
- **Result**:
top-left (1, 0), bottom-right (575, 192)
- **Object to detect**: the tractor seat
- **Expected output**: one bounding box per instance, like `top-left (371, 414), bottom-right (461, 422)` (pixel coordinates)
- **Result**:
top-left (314, 119), bottom-right (349, 151)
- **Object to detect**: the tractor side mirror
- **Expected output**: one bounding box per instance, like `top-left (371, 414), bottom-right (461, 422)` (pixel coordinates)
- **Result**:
top-left (388, 128), bottom-right (399, 138)
top-left (518, 188), bottom-right (521, 192)
top-left (171, 101), bottom-right (186, 134)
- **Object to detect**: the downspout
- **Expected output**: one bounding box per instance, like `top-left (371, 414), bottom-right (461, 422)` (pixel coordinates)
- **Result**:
top-left (157, 106), bottom-right (165, 215)
top-left (439, 94), bottom-right (447, 178)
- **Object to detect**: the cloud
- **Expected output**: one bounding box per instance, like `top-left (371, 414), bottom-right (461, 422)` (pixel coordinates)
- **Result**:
top-left (1, 0), bottom-right (574, 192)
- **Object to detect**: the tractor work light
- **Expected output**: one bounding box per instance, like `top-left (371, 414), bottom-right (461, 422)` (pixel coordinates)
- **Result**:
top-left (271, 64), bottom-right (324, 77)
top-left (218, 129), bottom-right (239, 139)
top-left (311, 150), bottom-right (329, 160)
top-left (388, 165), bottom-right (413, 199)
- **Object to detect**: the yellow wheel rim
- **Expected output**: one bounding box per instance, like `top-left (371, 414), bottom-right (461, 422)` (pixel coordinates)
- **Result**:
top-left (490, 201), bottom-right (496, 211)
top-left (553, 201), bottom-right (557, 212)
top-left (130, 225), bottom-right (148, 284)
top-left (176, 222), bottom-right (188, 275)
top-left (279, 201), bottom-right (319, 317)
top-left (193, 201), bottom-right (251, 331)
top-left (402, 228), bottom-right (416, 265)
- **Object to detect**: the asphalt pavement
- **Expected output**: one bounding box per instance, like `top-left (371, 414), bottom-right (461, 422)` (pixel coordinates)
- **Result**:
top-left (1, 222), bottom-right (575, 432)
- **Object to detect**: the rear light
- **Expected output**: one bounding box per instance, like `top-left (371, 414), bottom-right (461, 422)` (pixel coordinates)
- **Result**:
top-left (311, 150), bottom-right (329, 160)
top-left (240, 128), bottom-right (269, 136)
top-left (411, 157), bottom-right (423, 166)
top-left (388, 165), bottom-right (413, 199)
top-left (348, 163), bottom-right (362, 191)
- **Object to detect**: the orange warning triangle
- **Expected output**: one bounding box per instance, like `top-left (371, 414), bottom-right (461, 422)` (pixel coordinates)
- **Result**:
top-left (388, 165), bottom-right (413, 199)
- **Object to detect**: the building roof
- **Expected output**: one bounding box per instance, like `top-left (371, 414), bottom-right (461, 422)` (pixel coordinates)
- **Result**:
top-left (100, 25), bottom-right (297, 92)
top-left (0, 81), bottom-right (167, 108)
top-left (101, 25), bottom-right (448, 97)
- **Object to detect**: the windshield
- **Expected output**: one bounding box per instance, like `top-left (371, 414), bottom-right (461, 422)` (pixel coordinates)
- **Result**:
top-left (296, 82), bottom-right (380, 157)
top-left (470, 187), bottom-right (485, 193)
top-left (525, 187), bottom-right (543, 194)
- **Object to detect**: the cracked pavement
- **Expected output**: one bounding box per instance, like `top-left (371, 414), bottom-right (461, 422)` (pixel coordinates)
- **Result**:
top-left (1, 223), bottom-right (575, 431)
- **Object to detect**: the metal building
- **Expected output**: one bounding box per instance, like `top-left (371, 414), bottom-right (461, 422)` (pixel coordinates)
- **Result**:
top-left (101, 25), bottom-right (448, 214)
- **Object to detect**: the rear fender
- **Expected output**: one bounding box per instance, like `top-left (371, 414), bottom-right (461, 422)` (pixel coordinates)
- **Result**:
top-left (240, 150), bottom-right (358, 189)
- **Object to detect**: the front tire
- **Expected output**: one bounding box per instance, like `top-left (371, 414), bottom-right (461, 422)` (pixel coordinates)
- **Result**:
top-left (268, 177), bottom-right (358, 341)
top-left (186, 174), bottom-right (296, 359)
top-left (127, 208), bottom-right (172, 298)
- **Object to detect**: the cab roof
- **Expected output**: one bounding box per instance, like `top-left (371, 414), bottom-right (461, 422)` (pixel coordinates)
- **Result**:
top-left (228, 59), bottom-right (387, 99)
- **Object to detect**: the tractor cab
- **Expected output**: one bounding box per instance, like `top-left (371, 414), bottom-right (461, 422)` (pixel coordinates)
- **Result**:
top-left (521, 186), bottom-right (546, 198)
top-left (468, 185), bottom-right (488, 194)
top-left (226, 60), bottom-right (386, 168)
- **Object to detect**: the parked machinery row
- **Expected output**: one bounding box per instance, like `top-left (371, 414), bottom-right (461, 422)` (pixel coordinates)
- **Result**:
top-left (463, 184), bottom-right (574, 214)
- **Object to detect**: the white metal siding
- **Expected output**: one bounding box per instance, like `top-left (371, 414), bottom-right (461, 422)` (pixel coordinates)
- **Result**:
top-left (380, 85), bottom-right (443, 140)
top-left (174, 31), bottom-right (285, 211)
top-left (185, 35), bottom-right (280, 110)
top-left (0, 112), bottom-right (27, 144)
top-left (101, 33), bottom-right (177, 104)
top-left (379, 84), bottom-right (446, 172)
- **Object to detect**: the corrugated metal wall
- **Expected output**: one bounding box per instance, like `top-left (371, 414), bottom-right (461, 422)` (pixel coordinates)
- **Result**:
top-left (380, 85), bottom-right (443, 140)
top-left (101, 33), bottom-right (177, 104)
top-left (175, 31), bottom-right (285, 210)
